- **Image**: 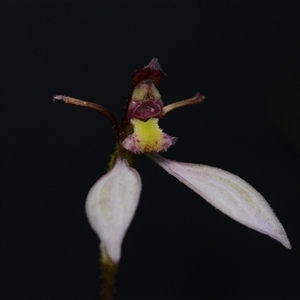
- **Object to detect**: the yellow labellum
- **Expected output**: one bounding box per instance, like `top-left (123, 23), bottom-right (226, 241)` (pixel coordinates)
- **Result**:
top-left (122, 118), bottom-right (175, 153)
top-left (132, 118), bottom-right (164, 152)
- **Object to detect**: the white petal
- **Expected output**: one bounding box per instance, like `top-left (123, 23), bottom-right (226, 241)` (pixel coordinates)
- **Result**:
top-left (150, 154), bottom-right (291, 249)
top-left (85, 157), bottom-right (142, 262)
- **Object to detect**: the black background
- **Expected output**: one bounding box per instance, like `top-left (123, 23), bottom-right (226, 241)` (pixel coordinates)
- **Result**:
top-left (2, 2), bottom-right (300, 299)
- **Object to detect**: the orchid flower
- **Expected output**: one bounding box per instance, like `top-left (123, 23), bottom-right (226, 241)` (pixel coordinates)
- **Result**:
top-left (54, 58), bottom-right (291, 299)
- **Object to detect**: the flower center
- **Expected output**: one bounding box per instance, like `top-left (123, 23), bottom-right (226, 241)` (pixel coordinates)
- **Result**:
top-left (131, 100), bottom-right (162, 121)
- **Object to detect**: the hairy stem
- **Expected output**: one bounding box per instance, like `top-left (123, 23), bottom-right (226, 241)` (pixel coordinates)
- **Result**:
top-left (100, 244), bottom-right (118, 300)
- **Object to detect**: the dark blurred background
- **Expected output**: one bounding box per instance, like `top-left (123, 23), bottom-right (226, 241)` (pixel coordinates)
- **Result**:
top-left (1, 2), bottom-right (300, 299)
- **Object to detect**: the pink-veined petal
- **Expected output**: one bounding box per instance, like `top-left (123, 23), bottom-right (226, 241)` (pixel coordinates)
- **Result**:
top-left (85, 157), bottom-right (142, 262)
top-left (150, 154), bottom-right (291, 249)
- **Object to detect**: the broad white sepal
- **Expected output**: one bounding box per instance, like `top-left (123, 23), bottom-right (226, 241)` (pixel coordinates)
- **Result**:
top-left (86, 157), bottom-right (142, 262)
top-left (151, 154), bottom-right (291, 249)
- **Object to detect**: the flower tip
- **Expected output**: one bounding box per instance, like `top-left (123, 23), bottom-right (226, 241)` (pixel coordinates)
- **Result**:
top-left (284, 239), bottom-right (292, 250)
top-left (196, 92), bottom-right (205, 102)
top-left (276, 232), bottom-right (291, 250)
top-left (145, 58), bottom-right (161, 70)
top-left (132, 58), bottom-right (165, 87)
top-left (52, 95), bottom-right (64, 102)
